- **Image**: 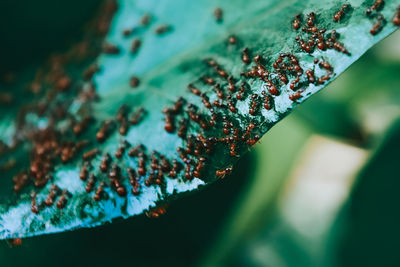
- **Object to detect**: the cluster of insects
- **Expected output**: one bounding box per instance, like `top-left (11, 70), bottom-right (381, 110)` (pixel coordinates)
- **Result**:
top-left (364, 0), bottom-right (400, 34)
top-left (2, 1), bottom-right (399, 226)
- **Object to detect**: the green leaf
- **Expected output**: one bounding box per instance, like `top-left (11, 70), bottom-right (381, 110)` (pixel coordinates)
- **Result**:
top-left (0, 0), bottom-right (398, 239)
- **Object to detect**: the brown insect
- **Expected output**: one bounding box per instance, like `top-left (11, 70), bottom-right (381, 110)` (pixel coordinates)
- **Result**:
top-left (73, 116), bottom-right (92, 136)
top-left (319, 60), bottom-right (332, 71)
top-left (236, 83), bottom-right (246, 100)
top-left (366, 0), bottom-right (385, 17)
top-left (216, 166), bottom-right (233, 178)
top-left (188, 84), bottom-right (202, 96)
top-left (370, 15), bottom-right (386, 35)
top-left (130, 39), bottom-right (141, 54)
top-left (83, 64), bottom-right (99, 80)
top-left (45, 185), bottom-right (60, 207)
top-left (86, 174), bottom-right (96, 193)
top-left (155, 24), bottom-right (172, 35)
top-left (56, 190), bottom-right (69, 209)
top-left (130, 107), bottom-right (145, 125)
top-left (80, 166), bottom-right (88, 181)
top-left (334, 4), bottom-right (350, 22)
top-left (293, 14), bottom-right (301, 30)
top-left (249, 94), bottom-right (259, 116)
top-left (242, 48), bottom-right (251, 64)
top-left (289, 90), bottom-right (304, 101)
top-left (163, 109), bottom-right (175, 133)
top-left (128, 168), bottom-right (141, 195)
top-left (128, 144), bottom-right (143, 157)
top-left (393, 6), bottom-right (400, 26)
top-left (307, 12), bottom-right (316, 26)
top-left (214, 7), bottom-right (223, 22)
top-left (138, 153), bottom-right (147, 176)
top-left (100, 153), bottom-right (111, 172)
top-left (96, 120), bottom-right (113, 142)
top-left (140, 13), bottom-right (151, 26)
top-left (102, 43), bottom-right (120, 55)
top-left (193, 157), bottom-right (206, 178)
top-left (228, 35), bottom-right (237, 44)
top-left (82, 148), bottom-right (99, 161)
top-left (261, 91), bottom-right (272, 110)
top-left (169, 160), bottom-right (181, 178)
top-left (94, 182), bottom-right (105, 201)
top-left (177, 119), bottom-right (187, 139)
top-left (31, 192), bottom-right (38, 214)
top-left (305, 69), bottom-right (315, 83)
top-left (130, 76), bottom-right (140, 88)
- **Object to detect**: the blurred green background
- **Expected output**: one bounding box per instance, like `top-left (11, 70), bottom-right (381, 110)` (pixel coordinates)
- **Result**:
top-left (1, 1), bottom-right (400, 266)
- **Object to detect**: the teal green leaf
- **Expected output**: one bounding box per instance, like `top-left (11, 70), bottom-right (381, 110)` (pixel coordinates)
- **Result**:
top-left (0, 0), bottom-right (398, 239)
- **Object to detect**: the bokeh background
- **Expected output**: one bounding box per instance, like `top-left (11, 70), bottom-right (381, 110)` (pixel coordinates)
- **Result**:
top-left (1, 1), bottom-right (400, 266)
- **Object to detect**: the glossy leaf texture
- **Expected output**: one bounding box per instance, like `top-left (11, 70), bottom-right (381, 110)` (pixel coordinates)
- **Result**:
top-left (0, 0), bottom-right (398, 239)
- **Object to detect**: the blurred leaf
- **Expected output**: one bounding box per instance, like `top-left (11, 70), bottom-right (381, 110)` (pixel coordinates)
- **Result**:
top-left (0, 0), bottom-right (399, 239)
top-left (337, 119), bottom-right (400, 267)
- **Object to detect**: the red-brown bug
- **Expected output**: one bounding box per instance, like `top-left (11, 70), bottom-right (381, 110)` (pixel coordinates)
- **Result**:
top-left (130, 39), bottom-right (141, 54)
top-left (216, 166), bottom-right (233, 178)
top-left (393, 6), bottom-right (400, 26)
top-left (31, 191), bottom-right (38, 214)
top-left (138, 153), bottom-right (147, 176)
top-left (214, 7), bottom-right (223, 22)
top-left (261, 91), bottom-right (272, 110)
top-left (168, 160), bottom-right (181, 178)
top-left (130, 76), bottom-right (140, 88)
top-left (83, 64), bottom-right (99, 80)
top-left (201, 76), bottom-right (215, 85)
top-left (80, 166), bottom-right (88, 181)
top-left (94, 182), bottom-right (105, 201)
top-left (73, 116), bottom-right (92, 136)
top-left (45, 185), bottom-right (60, 207)
top-left (56, 76), bottom-right (72, 92)
top-left (319, 60), bottom-right (332, 71)
top-left (289, 90), bottom-right (304, 101)
top-left (122, 28), bottom-right (133, 37)
top-left (128, 144), bottom-right (143, 157)
top-left (333, 41), bottom-right (350, 55)
top-left (128, 168), bottom-right (141, 195)
top-left (177, 119), bottom-right (187, 139)
top-left (370, 15), bottom-right (386, 35)
top-left (56, 190), bottom-right (69, 209)
top-left (307, 12), bottom-right (316, 26)
top-left (214, 84), bottom-right (225, 99)
top-left (102, 43), bottom-right (120, 55)
top-left (163, 109), bottom-right (175, 133)
top-left (366, 0), bottom-right (385, 17)
top-left (227, 76), bottom-right (236, 92)
top-left (115, 144), bottom-right (125, 159)
top-left (334, 4), bottom-right (350, 22)
top-left (7, 238), bottom-right (22, 247)
top-left (246, 135), bottom-right (261, 146)
top-left (140, 13), bottom-right (151, 26)
top-left (228, 35), bottom-right (237, 44)
top-left (100, 153), bottom-right (111, 172)
top-left (155, 24), bottom-right (172, 35)
top-left (146, 205), bottom-right (167, 218)
top-left (236, 83), bottom-right (246, 100)
top-left (305, 69), bottom-right (315, 84)
top-left (82, 148), bottom-right (99, 161)
top-left (130, 107), bottom-right (145, 125)
top-left (290, 76), bottom-right (301, 90)
top-left (193, 157), bottom-right (206, 178)
top-left (249, 94), bottom-right (260, 116)
top-left (293, 14), bottom-right (301, 30)
top-left (188, 84), bottom-right (202, 96)
top-left (242, 48), bottom-right (251, 64)
top-left (96, 120), bottom-right (113, 142)
top-left (86, 174), bottom-right (95, 193)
